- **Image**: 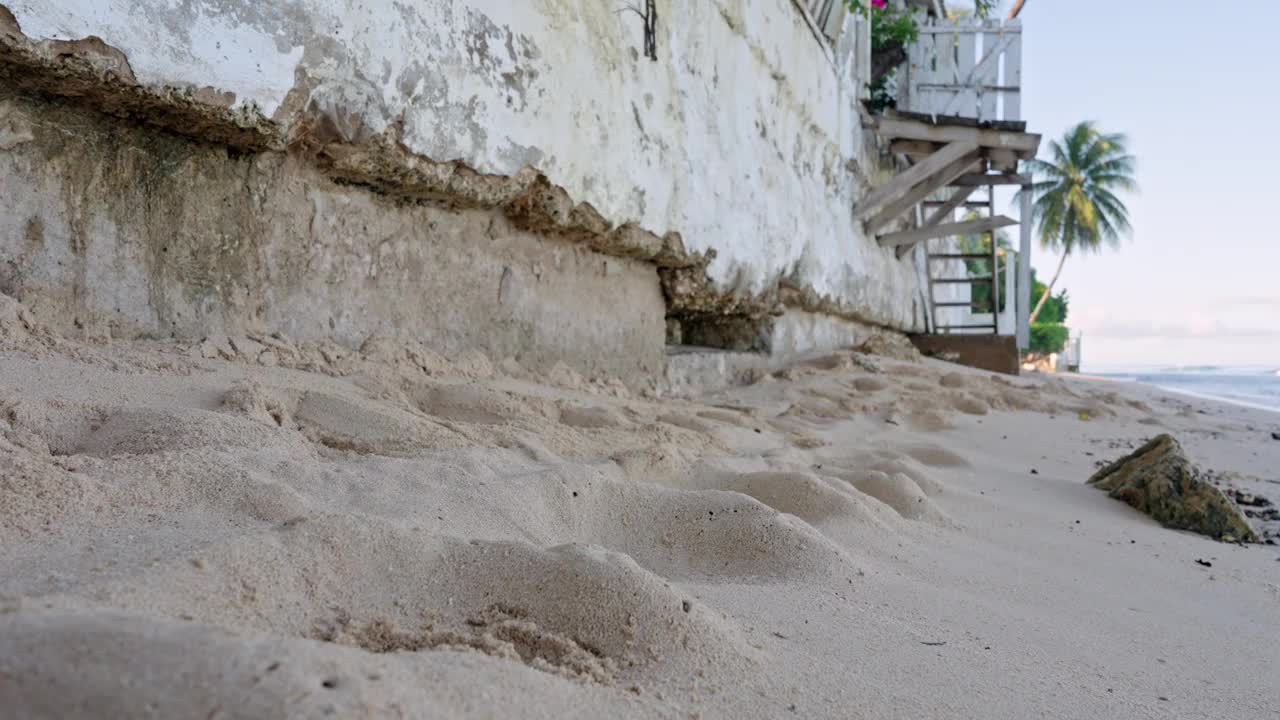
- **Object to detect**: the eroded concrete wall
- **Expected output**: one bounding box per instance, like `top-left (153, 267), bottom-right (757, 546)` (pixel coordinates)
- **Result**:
top-left (3, 0), bottom-right (923, 331)
top-left (0, 91), bottom-right (666, 377)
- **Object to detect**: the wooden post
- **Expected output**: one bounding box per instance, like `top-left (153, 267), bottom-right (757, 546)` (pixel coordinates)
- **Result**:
top-left (1016, 182), bottom-right (1032, 350)
top-left (988, 185), bottom-right (998, 334)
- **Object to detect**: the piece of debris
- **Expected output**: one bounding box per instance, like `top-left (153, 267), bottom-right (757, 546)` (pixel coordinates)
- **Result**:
top-left (1194, 559), bottom-right (1212, 568)
top-left (920, 640), bottom-right (946, 647)
top-left (1271, 431), bottom-right (1280, 441)
top-left (1030, 468), bottom-right (1039, 475)
top-left (1087, 435), bottom-right (1258, 543)
top-left (1231, 491), bottom-right (1272, 508)
top-left (856, 334), bottom-right (921, 362)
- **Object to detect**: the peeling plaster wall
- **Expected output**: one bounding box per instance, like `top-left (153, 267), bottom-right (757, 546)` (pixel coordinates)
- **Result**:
top-left (7, 0), bottom-right (923, 332)
top-left (0, 90), bottom-right (667, 377)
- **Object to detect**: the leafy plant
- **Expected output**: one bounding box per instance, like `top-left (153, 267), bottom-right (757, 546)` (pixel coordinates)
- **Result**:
top-left (846, 1), bottom-right (918, 112)
top-left (1029, 323), bottom-right (1069, 355)
top-left (973, 0), bottom-right (1001, 17)
top-left (1029, 269), bottom-right (1069, 324)
top-left (957, 215), bottom-right (1011, 314)
top-left (846, 1), bottom-right (919, 47)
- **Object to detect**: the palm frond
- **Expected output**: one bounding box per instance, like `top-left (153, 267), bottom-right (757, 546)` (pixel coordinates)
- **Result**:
top-left (1022, 120), bottom-right (1137, 261)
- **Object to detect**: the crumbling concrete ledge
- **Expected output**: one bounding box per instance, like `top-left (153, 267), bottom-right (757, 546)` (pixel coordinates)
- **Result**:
top-left (0, 4), bottom-right (920, 380)
top-left (0, 5), bottom-right (706, 275)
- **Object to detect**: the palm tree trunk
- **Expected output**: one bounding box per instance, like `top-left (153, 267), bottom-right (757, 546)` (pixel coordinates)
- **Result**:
top-left (1028, 252), bottom-right (1067, 324)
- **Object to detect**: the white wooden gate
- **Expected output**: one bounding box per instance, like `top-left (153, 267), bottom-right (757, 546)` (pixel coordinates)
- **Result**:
top-left (901, 18), bottom-right (1022, 123)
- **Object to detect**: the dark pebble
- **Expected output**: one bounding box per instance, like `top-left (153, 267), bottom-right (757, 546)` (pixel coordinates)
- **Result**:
top-left (1195, 559), bottom-right (1212, 568)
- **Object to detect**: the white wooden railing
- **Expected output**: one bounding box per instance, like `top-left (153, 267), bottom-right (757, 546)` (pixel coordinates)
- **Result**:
top-left (803, 0), bottom-right (850, 43)
top-left (900, 18), bottom-right (1022, 123)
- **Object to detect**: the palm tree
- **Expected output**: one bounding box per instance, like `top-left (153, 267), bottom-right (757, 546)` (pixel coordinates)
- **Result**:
top-left (1022, 121), bottom-right (1137, 323)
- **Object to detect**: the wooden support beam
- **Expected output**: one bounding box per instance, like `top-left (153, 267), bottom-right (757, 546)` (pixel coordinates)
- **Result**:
top-left (893, 185), bottom-right (978, 259)
top-left (922, 200), bottom-right (990, 209)
top-left (878, 215), bottom-right (1017, 248)
top-left (856, 141), bottom-right (980, 222)
top-left (951, 173), bottom-right (1030, 187)
top-left (921, 186), bottom-right (978, 228)
top-left (987, 148), bottom-right (1020, 173)
top-left (866, 153), bottom-right (982, 233)
top-left (1016, 184), bottom-right (1033, 350)
top-left (889, 140), bottom-right (941, 157)
top-left (874, 115), bottom-right (1041, 157)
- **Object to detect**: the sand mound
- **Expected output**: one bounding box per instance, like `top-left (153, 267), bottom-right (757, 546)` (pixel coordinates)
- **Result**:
top-left (77, 407), bottom-right (307, 458)
top-left (655, 412), bottom-right (714, 434)
top-left (831, 469), bottom-right (949, 524)
top-left (902, 444), bottom-right (971, 469)
top-left (948, 394), bottom-right (991, 416)
top-left (0, 422), bottom-right (105, 536)
top-left (571, 480), bottom-right (854, 582)
top-left (852, 377), bottom-right (888, 393)
top-left (410, 382), bottom-right (522, 425)
top-left (559, 404), bottom-right (631, 429)
top-left (716, 471), bottom-right (898, 533)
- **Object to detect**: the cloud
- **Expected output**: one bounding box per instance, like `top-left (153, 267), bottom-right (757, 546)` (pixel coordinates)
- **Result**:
top-left (1214, 296), bottom-right (1280, 309)
top-left (1072, 309), bottom-right (1280, 339)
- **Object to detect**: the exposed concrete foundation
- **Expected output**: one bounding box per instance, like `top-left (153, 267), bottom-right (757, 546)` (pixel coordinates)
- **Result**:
top-left (662, 310), bottom-right (880, 394)
top-left (673, 310), bottom-right (875, 357)
top-left (0, 90), bottom-right (666, 378)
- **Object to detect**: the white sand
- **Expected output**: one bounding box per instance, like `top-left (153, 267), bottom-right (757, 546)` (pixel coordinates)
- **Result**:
top-left (1, 293), bottom-right (1277, 719)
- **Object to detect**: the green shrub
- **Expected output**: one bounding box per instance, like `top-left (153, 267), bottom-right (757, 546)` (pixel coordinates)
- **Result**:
top-left (1029, 323), bottom-right (1069, 354)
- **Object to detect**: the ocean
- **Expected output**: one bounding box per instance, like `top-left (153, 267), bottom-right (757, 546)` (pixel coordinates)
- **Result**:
top-left (1093, 366), bottom-right (1280, 414)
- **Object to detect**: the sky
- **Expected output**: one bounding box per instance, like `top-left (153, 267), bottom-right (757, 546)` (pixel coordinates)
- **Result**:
top-left (1010, 0), bottom-right (1280, 370)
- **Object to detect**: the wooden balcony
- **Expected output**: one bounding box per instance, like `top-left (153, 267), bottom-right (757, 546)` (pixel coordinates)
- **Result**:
top-left (899, 18), bottom-right (1023, 124)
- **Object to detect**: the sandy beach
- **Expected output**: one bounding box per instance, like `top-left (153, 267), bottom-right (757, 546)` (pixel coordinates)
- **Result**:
top-left (1, 293), bottom-right (1277, 720)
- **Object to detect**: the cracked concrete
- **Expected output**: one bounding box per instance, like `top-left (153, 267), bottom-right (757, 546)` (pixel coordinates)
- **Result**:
top-left (1, 0), bottom-right (927, 379)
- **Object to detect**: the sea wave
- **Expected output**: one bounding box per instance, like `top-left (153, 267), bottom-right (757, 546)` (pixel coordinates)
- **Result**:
top-left (1096, 367), bottom-right (1280, 413)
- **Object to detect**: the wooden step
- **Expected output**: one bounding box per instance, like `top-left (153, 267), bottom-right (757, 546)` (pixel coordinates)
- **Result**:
top-left (932, 277), bottom-right (994, 284)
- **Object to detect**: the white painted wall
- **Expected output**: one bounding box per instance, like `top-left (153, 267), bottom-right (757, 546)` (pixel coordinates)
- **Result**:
top-left (8, 0), bottom-right (924, 330)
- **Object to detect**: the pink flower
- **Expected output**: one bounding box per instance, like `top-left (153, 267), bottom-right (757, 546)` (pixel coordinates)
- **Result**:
top-left (870, 0), bottom-right (887, 7)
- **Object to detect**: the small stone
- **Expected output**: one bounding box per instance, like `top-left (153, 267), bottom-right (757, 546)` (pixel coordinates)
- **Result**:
top-left (1194, 559), bottom-right (1212, 568)
top-left (1271, 432), bottom-right (1280, 441)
